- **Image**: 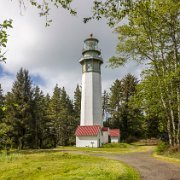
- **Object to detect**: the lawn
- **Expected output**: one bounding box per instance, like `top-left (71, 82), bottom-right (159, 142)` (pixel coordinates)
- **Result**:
top-left (0, 150), bottom-right (139, 180)
top-left (57, 143), bottom-right (155, 154)
top-left (153, 151), bottom-right (180, 164)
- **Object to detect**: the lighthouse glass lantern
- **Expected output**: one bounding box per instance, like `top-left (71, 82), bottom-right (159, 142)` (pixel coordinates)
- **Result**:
top-left (79, 34), bottom-right (103, 127)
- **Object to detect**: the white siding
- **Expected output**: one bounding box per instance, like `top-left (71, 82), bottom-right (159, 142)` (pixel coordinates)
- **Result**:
top-left (102, 131), bottom-right (109, 144)
top-left (76, 136), bottom-right (100, 147)
top-left (111, 137), bottom-right (119, 143)
top-left (80, 72), bottom-right (103, 126)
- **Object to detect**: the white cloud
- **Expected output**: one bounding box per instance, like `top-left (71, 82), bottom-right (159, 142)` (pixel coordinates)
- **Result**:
top-left (0, 0), bottom-right (145, 98)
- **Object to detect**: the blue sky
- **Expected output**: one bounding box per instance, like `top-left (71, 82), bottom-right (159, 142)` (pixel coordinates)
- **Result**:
top-left (0, 0), bottom-right (144, 98)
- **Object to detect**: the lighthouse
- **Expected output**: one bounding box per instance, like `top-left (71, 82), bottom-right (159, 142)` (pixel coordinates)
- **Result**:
top-left (75, 34), bottom-right (103, 147)
top-left (75, 35), bottom-right (120, 147)
top-left (80, 34), bottom-right (103, 127)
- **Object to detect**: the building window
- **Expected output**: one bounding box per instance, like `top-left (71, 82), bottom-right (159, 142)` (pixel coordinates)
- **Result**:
top-left (93, 62), bottom-right (100, 72)
top-left (87, 61), bottom-right (93, 71)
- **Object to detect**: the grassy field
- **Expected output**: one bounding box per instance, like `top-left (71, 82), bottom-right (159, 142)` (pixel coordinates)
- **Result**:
top-left (153, 151), bottom-right (180, 164)
top-left (57, 143), bottom-right (155, 154)
top-left (0, 149), bottom-right (139, 180)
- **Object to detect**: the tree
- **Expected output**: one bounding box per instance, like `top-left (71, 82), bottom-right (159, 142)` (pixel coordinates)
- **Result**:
top-left (48, 84), bottom-right (61, 146)
top-left (73, 84), bottom-right (81, 119)
top-left (5, 68), bottom-right (34, 149)
top-left (59, 87), bottom-right (74, 146)
top-left (32, 86), bottom-right (47, 148)
top-left (108, 74), bottom-right (144, 140)
top-left (108, 0), bottom-right (180, 146)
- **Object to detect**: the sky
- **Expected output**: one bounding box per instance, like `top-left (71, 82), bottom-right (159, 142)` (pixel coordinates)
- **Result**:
top-left (0, 0), bottom-right (144, 98)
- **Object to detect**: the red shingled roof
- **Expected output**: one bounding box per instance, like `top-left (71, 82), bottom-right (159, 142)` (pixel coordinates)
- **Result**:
top-left (102, 127), bottom-right (109, 131)
top-left (110, 129), bottom-right (120, 137)
top-left (75, 125), bottom-right (101, 136)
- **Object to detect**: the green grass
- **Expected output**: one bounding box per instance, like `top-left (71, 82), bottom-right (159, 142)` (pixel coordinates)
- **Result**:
top-left (153, 151), bottom-right (180, 164)
top-left (57, 143), bottom-right (155, 154)
top-left (0, 150), bottom-right (139, 180)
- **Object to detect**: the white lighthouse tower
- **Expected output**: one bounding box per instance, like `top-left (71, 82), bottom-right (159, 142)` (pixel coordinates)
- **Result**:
top-left (75, 35), bottom-right (120, 147)
top-left (75, 34), bottom-right (104, 147)
top-left (80, 34), bottom-right (103, 127)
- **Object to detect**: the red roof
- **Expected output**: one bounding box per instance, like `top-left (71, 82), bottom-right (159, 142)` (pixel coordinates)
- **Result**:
top-left (110, 129), bottom-right (120, 137)
top-left (75, 125), bottom-right (101, 136)
top-left (102, 127), bottom-right (109, 131)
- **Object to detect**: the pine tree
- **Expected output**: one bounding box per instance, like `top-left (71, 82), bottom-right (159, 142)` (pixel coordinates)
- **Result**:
top-left (59, 87), bottom-right (74, 146)
top-left (48, 84), bottom-right (62, 146)
top-left (109, 74), bottom-right (144, 140)
top-left (74, 84), bottom-right (81, 120)
top-left (5, 68), bottom-right (34, 149)
top-left (32, 86), bottom-right (47, 148)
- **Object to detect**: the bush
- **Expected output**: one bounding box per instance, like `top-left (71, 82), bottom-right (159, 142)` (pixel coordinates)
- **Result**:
top-left (156, 142), bottom-right (169, 154)
top-left (168, 145), bottom-right (180, 153)
top-left (126, 136), bottom-right (138, 143)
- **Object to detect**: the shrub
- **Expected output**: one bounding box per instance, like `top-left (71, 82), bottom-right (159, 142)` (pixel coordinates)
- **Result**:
top-left (168, 145), bottom-right (180, 153)
top-left (126, 136), bottom-right (138, 143)
top-left (156, 142), bottom-right (169, 154)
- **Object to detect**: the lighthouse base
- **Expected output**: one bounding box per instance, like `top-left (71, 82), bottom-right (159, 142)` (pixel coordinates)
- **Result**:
top-left (75, 125), bottom-right (120, 148)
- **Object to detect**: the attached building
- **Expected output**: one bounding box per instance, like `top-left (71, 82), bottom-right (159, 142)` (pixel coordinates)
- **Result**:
top-left (75, 125), bottom-right (102, 147)
top-left (110, 129), bottom-right (120, 143)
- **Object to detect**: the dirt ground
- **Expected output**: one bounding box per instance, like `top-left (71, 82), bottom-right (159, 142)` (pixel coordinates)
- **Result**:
top-left (64, 150), bottom-right (180, 180)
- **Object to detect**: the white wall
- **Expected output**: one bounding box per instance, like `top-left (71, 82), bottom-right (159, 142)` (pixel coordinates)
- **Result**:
top-left (111, 137), bottom-right (119, 143)
top-left (80, 72), bottom-right (103, 126)
top-left (76, 136), bottom-right (100, 148)
top-left (102, 131), bottom-right (109, 144)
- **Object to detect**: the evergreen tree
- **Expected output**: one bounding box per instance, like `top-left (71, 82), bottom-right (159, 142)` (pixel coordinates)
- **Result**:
top-left (59, 87), bottom-right (74, 146)
top-left (48, 84), bottom-right (61, 146)
top-left (73, 84), bottom-right (81, 119)
top-left (5, 68), bottom-right (34, 149)
top-left (108, 74), bottom-right (144, 140)
top-left (32, 86), bottom-right (46, 148)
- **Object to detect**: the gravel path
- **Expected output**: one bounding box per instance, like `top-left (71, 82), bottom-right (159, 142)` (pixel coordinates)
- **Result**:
top-left (63, 150), bottom-right (180, 180)
top-left (97, 151), bottom-right (180, 180)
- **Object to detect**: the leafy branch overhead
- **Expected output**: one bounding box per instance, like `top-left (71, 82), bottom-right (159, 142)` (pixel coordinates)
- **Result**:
top-left (0, 19), bottom-right (13, 63)
top-left (18, 0), bottom-right (77, 26)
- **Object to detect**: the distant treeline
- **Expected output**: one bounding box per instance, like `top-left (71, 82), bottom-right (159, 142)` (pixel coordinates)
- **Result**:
top-left (0, 68), bottom-right (179, 150)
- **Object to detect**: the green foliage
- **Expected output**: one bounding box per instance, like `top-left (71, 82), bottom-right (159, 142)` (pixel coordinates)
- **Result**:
top-left (73, 84), bottom-right (81, 120)
top-left (0, 19), bottom-right (13, 62)
top-left (107, 0), bottom-right (180, 147)
top-left (156, 142), bottom-right (169, 154)
top-left (0, 123), bottom-right (12, 150)
top-left (5, 68), bottom-right (34, 149)
top-left (107, 74), bottom-right (145, 140)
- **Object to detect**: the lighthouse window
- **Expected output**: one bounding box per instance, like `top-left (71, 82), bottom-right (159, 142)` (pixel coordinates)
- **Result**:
top-left (94, 62), bottom-right (100, 72)
top-left (87, 62), bottom-right (93, 71)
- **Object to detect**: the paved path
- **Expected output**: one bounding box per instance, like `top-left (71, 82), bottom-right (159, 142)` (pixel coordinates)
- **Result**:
top-left (62, 150), bottom-right (180, 180)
